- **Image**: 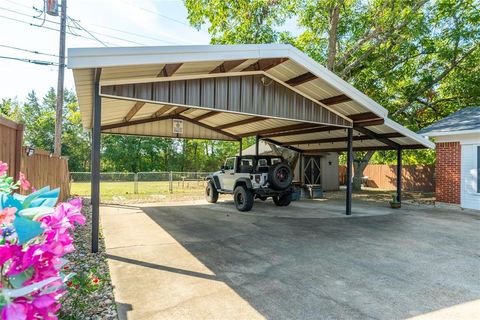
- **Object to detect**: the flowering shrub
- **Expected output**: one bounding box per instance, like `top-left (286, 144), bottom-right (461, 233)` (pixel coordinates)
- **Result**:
top-left (0, 161), bottom-right (85, 319)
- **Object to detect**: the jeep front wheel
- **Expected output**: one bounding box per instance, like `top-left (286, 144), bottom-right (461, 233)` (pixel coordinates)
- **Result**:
top-left (234, 185), bottom-right (254, 211)
top-left (205, 180), bottom-right (219, 203)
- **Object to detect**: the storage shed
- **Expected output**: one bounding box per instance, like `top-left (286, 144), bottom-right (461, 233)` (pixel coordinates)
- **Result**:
top-left (419, 107), bottom-right (480, 210)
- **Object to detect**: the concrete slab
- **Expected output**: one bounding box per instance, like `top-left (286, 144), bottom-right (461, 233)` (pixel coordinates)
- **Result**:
top-left (101, 199), bottom-right (480, 320)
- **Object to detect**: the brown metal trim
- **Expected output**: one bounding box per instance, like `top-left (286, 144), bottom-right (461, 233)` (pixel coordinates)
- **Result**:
top-left (152, 105), bottom-right (174, 118)
top-left (242, 58), bottom-right (289, 71)
top-left (216, 117), bottom-right (266, 130)
top-left (157, 63), bottom-right (182, 77)
top-left (281, 132), bottom-right (404, 146)
top-left (176, 115), bottom-right (240, 141)
top-left (101, 111), bottom-right (239, 141)
top-left (354, 118), bottom-right (385, 127)
top-left (285, 72), bottom-right (317, 86)
top-left (303, 144), bottom-right (426, 153)
top-left (210, 59), bottom-right (247, 73)
top-left (354, 125), bottom-right (400, 149)
top-left (101, 131), bottom-right (237, 141)
top-left (124, 101), bottom-right (145, 122)
top-left (263, 126), bottom-right (346, 138)
top-left (238, 123), bottom-right (321, 137)
top-left (261, 138), bottom-right (303, 153)
top-left (194, 110), bottom-right (219, 121)
top-left (319, 94), bottom-right (352, 106)
top-left (169, 106), bottom-right (189, 115)
top-left (347, 112), bottom-right (381, 122)
top-left (101, 114), bottom-right (175, 131)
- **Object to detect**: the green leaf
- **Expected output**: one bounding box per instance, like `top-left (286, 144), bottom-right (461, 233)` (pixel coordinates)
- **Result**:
top-left (9, 268), bottom-right (34, 289)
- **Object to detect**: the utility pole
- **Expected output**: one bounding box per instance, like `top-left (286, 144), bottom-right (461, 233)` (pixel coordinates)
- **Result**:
top-left (54, 0), bottom-right (67, 156)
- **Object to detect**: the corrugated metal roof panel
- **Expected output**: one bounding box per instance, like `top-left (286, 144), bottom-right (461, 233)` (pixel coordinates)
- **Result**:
top-left (228, 118), bottom-right (298, 135)
top-left (103, 118), bottom-right (236, 141)
top-left (69, 44), bottom-right (433, 149)
top-left (101, 64), bottom-right (164, 81)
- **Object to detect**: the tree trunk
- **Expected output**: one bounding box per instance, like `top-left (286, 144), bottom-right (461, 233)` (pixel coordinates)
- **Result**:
top-left (352, 150), bottom-right (374, 191)
top-left (327, 4), bottom-right (340, 71)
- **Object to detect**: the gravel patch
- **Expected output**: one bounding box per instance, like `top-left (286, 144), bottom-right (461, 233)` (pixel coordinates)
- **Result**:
top-left (59, 198), bottom-right (118, 320)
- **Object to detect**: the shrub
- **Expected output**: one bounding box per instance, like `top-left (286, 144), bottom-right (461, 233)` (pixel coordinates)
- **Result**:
top-left (0, 161), bottom-right (85, 319)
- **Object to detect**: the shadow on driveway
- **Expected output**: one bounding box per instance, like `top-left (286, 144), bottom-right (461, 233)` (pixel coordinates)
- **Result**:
top-left (104, 199), bottom-right (480, 319)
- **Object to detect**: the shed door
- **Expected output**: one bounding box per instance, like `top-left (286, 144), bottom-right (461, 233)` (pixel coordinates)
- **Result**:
top-left (303, 155), bottom-right (321, 185)
top-left (461, 144), bottom-right (480, 210)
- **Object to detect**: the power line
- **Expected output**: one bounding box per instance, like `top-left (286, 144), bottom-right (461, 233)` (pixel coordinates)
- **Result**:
top-left (67, 17), bottom-right (147, 46)
top-left (88, 22), bottom-right (180, 45)
top-left (68, 17), bottom-right (108, 47)
top-left (0, 5), bottom-right (182, 46)
top-left (0, 14), bottom-right (118, 46)
top-left (118, 0), bottom-right (192, 28)
top-left (0, 54), bottom-right (59, 66)
top-left (0, 44), bottom-right (58, 57)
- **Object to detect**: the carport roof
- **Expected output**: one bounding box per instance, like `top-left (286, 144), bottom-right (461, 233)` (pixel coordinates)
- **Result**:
top-left (68, 44), bottom-right (434, 152)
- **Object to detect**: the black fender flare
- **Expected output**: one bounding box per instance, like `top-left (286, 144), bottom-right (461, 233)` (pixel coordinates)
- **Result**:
top-left (206, 175), bottom-right (221, 190)
top-left (234, 177), bottom-right (253, 190)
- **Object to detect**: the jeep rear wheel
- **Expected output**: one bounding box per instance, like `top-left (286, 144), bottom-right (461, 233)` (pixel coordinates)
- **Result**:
top-left (273, 193), bottom-right (292, 207)
top-left (234, 185), bottom-right (254, 211)
top-left (268, 163), bottom-right (293, 190)
top-left (205, 180), bottom-right (219, 203)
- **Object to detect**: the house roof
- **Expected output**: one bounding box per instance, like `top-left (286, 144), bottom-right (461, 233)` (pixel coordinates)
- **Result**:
top-left (418, 107), bottom-right (480, 137)
top-left (68, 44), bottom-right (434, 151)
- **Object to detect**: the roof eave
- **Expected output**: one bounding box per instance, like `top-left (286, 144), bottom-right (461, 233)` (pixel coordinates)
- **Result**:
top-left (420, 128), bottom-right (480, 138)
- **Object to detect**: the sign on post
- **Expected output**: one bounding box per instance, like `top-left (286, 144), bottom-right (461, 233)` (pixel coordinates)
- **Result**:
top-left (173, 119), bottom-right (183, 134)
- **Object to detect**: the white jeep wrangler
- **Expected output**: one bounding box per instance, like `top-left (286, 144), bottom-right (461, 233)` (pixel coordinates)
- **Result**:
top-left (205, 155), bottom-right (294, 211)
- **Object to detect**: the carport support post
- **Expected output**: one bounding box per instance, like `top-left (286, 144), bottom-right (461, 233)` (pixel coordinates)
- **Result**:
top-left (346, 128), bottom-right (353, 215)
top-left (91, 68), bottom-right (102, 253)
top-left (397, 148), bottom-right (402, 203)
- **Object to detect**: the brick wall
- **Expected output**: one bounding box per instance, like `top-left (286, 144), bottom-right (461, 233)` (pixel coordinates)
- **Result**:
top-left (435, 142), bottom-right (461, 204)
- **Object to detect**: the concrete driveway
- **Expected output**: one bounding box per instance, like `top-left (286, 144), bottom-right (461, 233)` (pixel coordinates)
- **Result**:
top-left (100, 198), bottom-right (480, 320)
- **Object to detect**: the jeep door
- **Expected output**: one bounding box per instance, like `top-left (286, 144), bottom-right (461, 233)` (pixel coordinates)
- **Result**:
top-left (221, 157), bottom-right (237, 191)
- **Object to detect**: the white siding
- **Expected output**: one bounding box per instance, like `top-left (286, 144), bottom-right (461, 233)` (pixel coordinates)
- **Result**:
top-left (461, 143), bottom-right (480, 210)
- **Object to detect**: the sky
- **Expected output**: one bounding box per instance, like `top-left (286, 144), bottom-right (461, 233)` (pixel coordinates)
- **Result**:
top-left (0, 0), bottom-right (212, 101)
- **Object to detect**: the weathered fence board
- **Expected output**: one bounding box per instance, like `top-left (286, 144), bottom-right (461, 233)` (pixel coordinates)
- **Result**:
top-left (339, 164), bottom-right (435, 192)
top-left (0, 117), bottom-right (23, 179)
top-left (0, 116), bottom-right (70, 200)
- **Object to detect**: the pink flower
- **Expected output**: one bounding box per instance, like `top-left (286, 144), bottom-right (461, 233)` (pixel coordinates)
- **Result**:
top-left (0, 207), bottom-right (16, 224)
top-left (0, 161), bottom-right (8, 176)
top-left (18, 172), bottom-right (31, 191)
top-left (1, 302), bottom-right (28, 320)
top-left (0, 243), bottom-right (14, 266)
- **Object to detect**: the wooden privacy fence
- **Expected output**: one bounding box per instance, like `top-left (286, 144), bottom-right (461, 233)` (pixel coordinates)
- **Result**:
top-left (339, 164), bottom-right (435, 192)
top-left (0, 117), bottom-right (23, 179)
top-left (0, 116), bottom-right (70, 200)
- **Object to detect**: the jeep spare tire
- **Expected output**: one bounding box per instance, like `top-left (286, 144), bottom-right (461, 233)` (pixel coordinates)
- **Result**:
top-left (268, 162), bottom-right (293, 190)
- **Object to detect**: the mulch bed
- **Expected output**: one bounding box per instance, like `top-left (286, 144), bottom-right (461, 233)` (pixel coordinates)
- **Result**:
top-left (58, 198), bottom-right (118, 320)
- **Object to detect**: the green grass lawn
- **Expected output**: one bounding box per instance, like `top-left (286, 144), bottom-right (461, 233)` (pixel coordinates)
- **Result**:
top-left (71, 180), bottom-right (207, 200)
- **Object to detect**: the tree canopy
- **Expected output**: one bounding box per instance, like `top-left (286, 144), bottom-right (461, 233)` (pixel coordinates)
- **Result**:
top-left (185, 0), bottom-right (479, 170)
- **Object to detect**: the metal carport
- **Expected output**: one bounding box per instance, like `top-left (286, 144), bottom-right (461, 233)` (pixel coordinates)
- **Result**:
top-left (68, 44), bottom-right (434, 252)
